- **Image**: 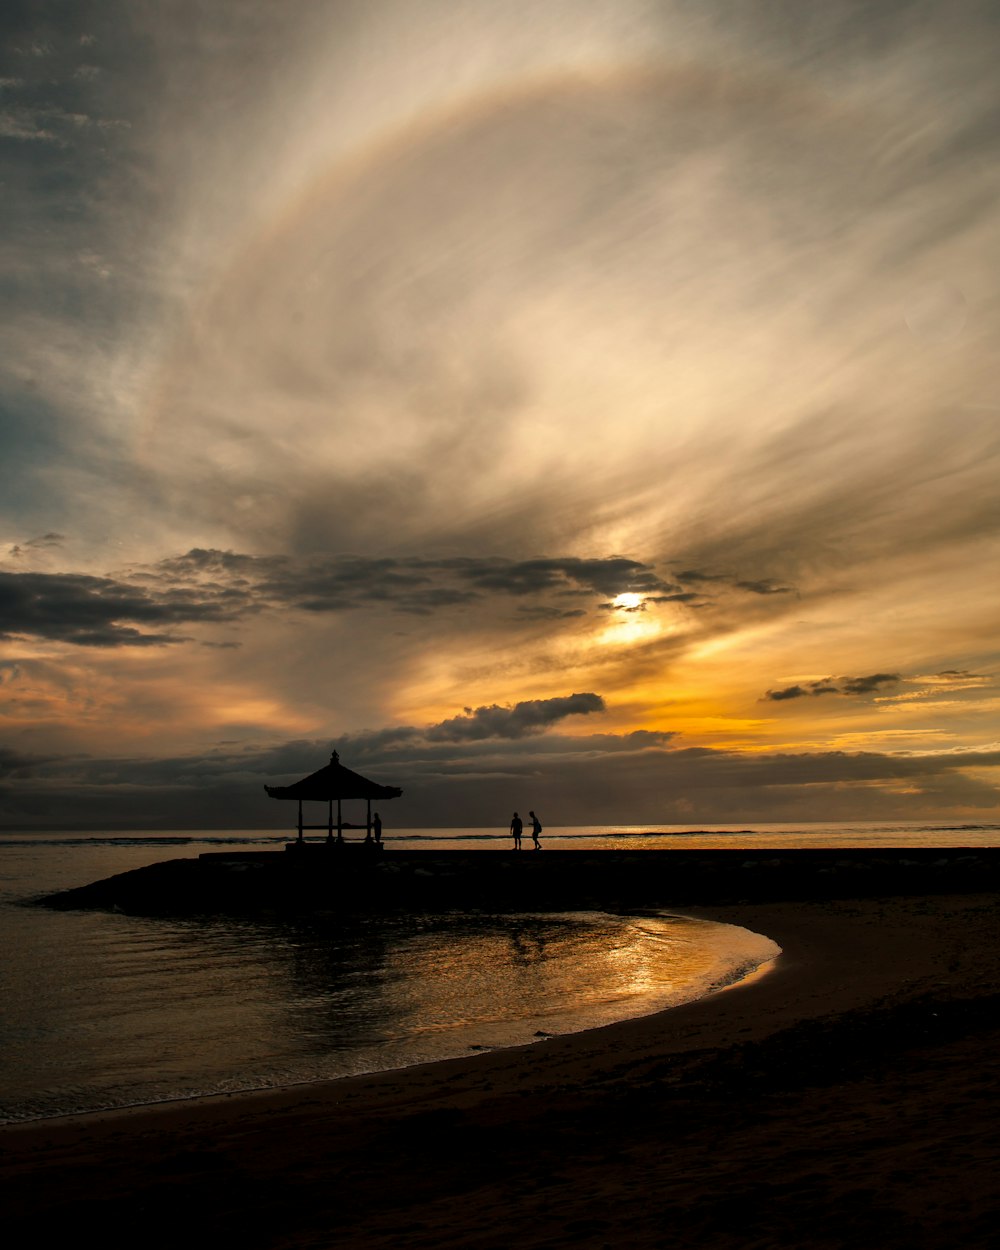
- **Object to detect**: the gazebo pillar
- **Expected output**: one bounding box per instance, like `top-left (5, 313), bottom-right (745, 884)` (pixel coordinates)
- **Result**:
top-left (365, 797), bottom-right (372, 842)
top-left (327, 798), bottom-right (333, 842)
top-left (336, 797), bottom-right (344, 843)
top-left (297, 799), bottom-right (303, 842)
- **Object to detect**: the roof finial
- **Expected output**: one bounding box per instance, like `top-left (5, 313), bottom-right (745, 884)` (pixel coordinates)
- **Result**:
top-left (331, 749), bottom-right (340, 764)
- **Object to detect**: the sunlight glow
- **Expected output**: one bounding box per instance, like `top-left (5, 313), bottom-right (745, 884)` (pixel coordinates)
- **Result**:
top-left (598, 616), bottom-right (661, 647)
top-left (4, 2), bottom-right (1000, 826)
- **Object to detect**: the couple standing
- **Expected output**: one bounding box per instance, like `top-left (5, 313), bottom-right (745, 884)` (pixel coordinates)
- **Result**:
top-left (510, 810), bottom-right (542, 850)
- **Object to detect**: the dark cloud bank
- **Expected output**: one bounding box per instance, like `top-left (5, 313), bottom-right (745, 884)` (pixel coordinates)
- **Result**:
top-left (0, 569), bottom-right (227, 647)
top-left (0, 550), bottom-right (793, 646)
top-left (4, 721), bottom-right (999, 831)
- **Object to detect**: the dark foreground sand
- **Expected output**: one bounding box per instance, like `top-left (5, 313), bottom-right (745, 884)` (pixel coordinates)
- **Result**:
top-left (3, 892), bottom-right (998, 1249)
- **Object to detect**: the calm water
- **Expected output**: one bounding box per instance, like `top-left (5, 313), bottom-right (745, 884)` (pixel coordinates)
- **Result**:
top-left (379, 821), bottom-right (1000, 850)
top-left (3, 820), bottom-right (993, 1124)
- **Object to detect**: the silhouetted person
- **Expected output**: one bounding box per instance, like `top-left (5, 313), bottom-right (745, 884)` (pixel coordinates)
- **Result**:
top-left (373, 812), bottom-right (382, 843)
top-left (529, 810), bottom-right (542, 850)
top-left (510, 811), bottom-right (523, 849)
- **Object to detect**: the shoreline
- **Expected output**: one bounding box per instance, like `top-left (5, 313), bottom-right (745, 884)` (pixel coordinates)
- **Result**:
top-left (5, 891), bottom-right (999, 1247)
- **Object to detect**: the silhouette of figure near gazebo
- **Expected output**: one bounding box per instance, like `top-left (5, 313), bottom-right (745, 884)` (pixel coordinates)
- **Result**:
top-left (264, 750), bottom-right (403, 844)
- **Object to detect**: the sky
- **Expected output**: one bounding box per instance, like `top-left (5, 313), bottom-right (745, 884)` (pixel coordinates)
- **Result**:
top-left (2, 0), bottom-right (1000, 830)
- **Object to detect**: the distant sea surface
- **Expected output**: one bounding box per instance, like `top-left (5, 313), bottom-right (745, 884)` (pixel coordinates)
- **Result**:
top-left (2, 821), bottom-right (995, 1125)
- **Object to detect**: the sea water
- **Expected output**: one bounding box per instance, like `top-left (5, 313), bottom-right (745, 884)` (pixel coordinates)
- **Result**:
top-left (3, 821), bottom-right (994, 1124)
top-left (378, 821), bottom-right (1000, 850)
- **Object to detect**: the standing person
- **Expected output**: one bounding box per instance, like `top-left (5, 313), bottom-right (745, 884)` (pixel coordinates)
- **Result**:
top-left (529, 810), bottom-right (542, 850)
top-left (373, 812), bottom-right (382, 844)
top-left (510, 811), bottom-right (523, 850)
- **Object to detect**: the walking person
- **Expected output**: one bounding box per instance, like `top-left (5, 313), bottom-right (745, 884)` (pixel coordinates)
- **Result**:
top-left (529, 810), bottom-right (542, 850)
top-left (510, 811), bottom-right (523, 850)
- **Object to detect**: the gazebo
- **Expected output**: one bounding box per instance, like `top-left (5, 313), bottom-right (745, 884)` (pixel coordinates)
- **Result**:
top-left (264, 750), bottom-right (403, 843)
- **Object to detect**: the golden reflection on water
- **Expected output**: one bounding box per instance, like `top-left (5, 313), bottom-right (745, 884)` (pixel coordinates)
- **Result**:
top-left (373, 911), bottom-right (778, 1045)
top-left (2, 846), bottom-right (780, 1123)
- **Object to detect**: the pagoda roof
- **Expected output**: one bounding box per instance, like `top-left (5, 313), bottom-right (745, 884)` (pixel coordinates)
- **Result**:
top-left (264, 751), bottom-right (403, 802)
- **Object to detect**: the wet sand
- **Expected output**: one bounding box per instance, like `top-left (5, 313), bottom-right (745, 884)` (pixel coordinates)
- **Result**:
top-left (3, 892), bottom-right (998, 1248)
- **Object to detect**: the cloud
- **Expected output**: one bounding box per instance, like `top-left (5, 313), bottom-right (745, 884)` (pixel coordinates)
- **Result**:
top-left (426, 692), bottom-right (605, 741)
top-left (517, 605), bottom-right (587, 620)
top-left (4, 730), bottom-right (999, 831)
top-left (840, 673), bottom-right (902, 696)
top-left (0, 570), bottom-right (241, 647)
top-left (674, 570), bottom-right (728, 584)
top-left (0, 109), bottom-right (61, 144)
top-left (673, 570), bottom-right (796, 599)
top-left (6, 531), bottom-right (66, 559)
top-left (2, 2), bottom-right (1000, 824)
top-left (132, 18), bottom-right (1000, 567)
top-left (453, 557), bottom-right (679, 599)
top-left (924, 670), bottom-right (991, 688)
top-left (0, 744), bottom-right (54, 778)
top-left (764, 673), bottom-right (901, 701)
top-left (734, 580), bottom-right (795, 596)
top-left (600, 590), bottom-right (700, 612)
top-left (140, 549), bottom-right (691, 623)
top-left (764, 685), bottom-right (810, 702)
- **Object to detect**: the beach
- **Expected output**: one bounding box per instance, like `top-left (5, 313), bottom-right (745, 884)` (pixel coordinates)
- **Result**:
top-left (3, 889), bottom-right (998, 1249)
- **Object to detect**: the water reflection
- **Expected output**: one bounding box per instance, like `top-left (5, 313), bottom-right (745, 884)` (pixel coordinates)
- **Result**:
top-left (0, 896), bottom-right (777, 1123)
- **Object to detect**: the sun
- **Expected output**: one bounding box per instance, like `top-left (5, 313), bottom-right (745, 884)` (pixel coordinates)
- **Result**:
top-left (613, 592), bottom-right (643, 610)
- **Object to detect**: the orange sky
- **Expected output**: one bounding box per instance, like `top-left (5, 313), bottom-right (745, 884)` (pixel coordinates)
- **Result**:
top-left (2, 1), bottom-right (999, 827)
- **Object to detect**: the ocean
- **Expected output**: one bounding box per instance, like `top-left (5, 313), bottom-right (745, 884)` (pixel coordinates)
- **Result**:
top-left (2, 821), bottom-right (996, 1125)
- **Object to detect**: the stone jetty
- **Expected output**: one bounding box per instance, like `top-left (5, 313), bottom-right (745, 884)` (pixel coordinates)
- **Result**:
top-left (37, 845), bottom-right (1000, 916)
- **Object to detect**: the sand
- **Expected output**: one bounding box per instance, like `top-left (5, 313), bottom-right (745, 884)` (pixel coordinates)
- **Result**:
top-left (2, 892), bottom-right (998, 1248)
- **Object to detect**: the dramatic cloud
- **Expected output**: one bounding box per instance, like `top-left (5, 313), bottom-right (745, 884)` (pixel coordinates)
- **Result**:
top-left (0, 570), bottom-right (239, 646)
top-left (453, 558), bottom-right (678, 599)
top-left (426, 693), bottom-right (605, 741)
top-left (2, 2), bottom-right (999, 825)
top-left (3, 731), bottom-right (998, 831)
top-left (1, 551), bottom-right (693, 644)
top-left (151, 550), bottom-right (682, 614)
